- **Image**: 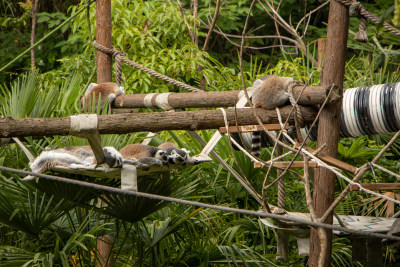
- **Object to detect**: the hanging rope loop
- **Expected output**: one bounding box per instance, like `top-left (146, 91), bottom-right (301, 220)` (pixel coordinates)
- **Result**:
top-left (92, 41), bottom-right (202, 92)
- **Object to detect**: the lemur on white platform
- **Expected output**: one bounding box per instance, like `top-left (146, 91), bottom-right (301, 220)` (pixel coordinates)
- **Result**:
top-left (30, 146), bottom-right (122, 173)
top-left (119, 144), bottom-right (169, 169)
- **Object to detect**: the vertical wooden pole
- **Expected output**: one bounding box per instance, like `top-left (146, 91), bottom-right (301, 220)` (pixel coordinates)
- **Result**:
top-left (96, 1), bottom-right (113, 266)
top-left (308, 1), bottom-right (349, 266)
top-left (317, 38), bottom-right (326, 69)
top-left (96, 0), bottom-right (113, 83)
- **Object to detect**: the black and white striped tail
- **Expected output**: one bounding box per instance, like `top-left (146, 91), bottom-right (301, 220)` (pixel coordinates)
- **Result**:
top-left (251, 132), bottom-right (261, 158)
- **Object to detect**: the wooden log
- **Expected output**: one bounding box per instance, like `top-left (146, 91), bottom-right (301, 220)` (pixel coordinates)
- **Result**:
top-left (113, 85), bottom-right (340, 109)
top-left (96, 1), bottom-right (114, 265)
top-left (349, 183), bottom-right (400, 191)
top-left (96, 0), bottom-right (113, 83)
top-left (309, 0), bottom-right (349, 266)
top-left (0, 106), bottom-right (317, 138)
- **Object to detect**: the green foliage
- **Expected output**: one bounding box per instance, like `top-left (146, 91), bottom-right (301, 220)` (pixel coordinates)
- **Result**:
top-left (1, 0), bottom-right (400, 265)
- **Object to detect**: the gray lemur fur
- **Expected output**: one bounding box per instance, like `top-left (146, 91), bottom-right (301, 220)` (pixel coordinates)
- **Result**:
top-left (251, 75), bottom-right (293, 110)
top-left (30, 146), bottom-right (123, 173)
top-left (81, 82), bottom-right (125, 113)
top-left (119, 144), bottom-right (169, 169)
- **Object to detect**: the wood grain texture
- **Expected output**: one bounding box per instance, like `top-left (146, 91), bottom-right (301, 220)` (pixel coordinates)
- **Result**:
top-left (0, 106), bottom-right (318, 138)
top-left (96, 0), bottom-right (112, 83)
top-left (309, 1), bottom-right (349, 266)
top-left (113, 85), bottom-right (340, 109)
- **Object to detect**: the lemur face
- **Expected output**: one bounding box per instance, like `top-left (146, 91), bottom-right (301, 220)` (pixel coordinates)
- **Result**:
top-left (169, 149), bottom-right (189, 166)
top-left (155, 150), bottom-right (169, 165)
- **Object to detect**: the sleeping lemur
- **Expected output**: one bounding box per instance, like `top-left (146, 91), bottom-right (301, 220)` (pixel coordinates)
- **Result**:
top-left (231, 75), bottom-right (294, 158)
top-left (250, 75), bottom-right (294, 157)
top-left (30, 146), bottom-right (122, 173)
top-left (119, 144), bottom-right (168, 169)
top-left (81, 82), bottom-right (125, 113)
top-left (158, 142), bottom-right (190, 166)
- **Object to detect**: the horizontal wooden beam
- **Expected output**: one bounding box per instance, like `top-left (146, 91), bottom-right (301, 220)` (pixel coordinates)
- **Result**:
top-left (296, 145), bottom-right (357, 174)
top-left (349, 183), bottom-right (400, 191)
top-left (0, 106), bottom-right (317, 138)
top-left (113, 84), bottom-right (340, 109)
top-left (218, 124), bottom-right (287, 134)
top-left (254, 161), bottom-right (318, 168)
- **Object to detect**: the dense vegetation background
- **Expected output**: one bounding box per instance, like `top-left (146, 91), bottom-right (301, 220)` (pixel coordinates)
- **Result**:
top-left (0, 0), bottom-right (400, 265)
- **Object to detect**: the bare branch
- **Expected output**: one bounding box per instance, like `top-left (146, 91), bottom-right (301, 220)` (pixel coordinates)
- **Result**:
top-left (202, 0), bottom-right (221, 51)
top-left (193, 0), bottom-right (199, 46)
top-left (214, 24), bottom-right (296, 50)
top-left (176, 0), bottom-right (195, 42)
top-left (31, 0), bottom-right (39, 69)
top-left (296, 0), bottom-right (330, 36)
top-left (257, 0), bottom-right (318, 66)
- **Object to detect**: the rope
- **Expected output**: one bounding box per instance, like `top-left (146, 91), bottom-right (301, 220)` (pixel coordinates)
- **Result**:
top-left (114, 50), bottom-right (125, 86)
top-left (337, 0), bottom-right (400, 37)
top-left (354, 17), bottom-right (368, 43)
top-left (277, 148), bottom-right (285, 209)
top-left (286, 81), bottom-right (305, 127)
top-left (92, 41), bottom-right (202, 92)
top-left (1, 165), bottom-right (400, 241)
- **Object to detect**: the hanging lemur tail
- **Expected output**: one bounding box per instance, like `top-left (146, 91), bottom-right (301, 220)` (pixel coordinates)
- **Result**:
top-left (251, 132), bottom-right (261, 158)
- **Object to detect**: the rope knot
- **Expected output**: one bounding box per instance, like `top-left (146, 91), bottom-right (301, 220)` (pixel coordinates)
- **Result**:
top-left (350, 1), bottom-right (362, 13)
top-left (286, 80), bottom-right (305, 128)
top-left (354, 17), bottom-right (368, 43)
top-left (112, 48), bottom-right (125, 58)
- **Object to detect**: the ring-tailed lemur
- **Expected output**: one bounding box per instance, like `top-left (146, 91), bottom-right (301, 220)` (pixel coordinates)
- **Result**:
top-left (119, 144), bottom-right (168, 169)
top-left (30, 146), bottom-right (122, 173)
top-left (81, 82), bottom-right (125, 113)
top-left (158, 142), bottom-right (190, 166)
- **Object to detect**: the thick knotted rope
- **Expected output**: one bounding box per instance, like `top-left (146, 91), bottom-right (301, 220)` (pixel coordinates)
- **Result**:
top-left (92, 41), bottom-right (202, 92)
top-left (354, 17), bottom-right (368, 43)
top-left (338, 0), bottom-right (400, 37)
top-left (113, 50), bottom-right (125, 86)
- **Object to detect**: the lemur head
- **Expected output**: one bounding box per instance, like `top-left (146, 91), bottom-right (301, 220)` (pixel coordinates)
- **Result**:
top-left (168, 148), bottom-right (190, 166)
top-left (155, 149), bottom-right (169, 165)
top-left (103, 147), bottom-right (123, 168)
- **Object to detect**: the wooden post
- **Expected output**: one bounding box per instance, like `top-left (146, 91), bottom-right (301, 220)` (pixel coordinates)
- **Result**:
top-left (317, 38), bottom-right (326, 69)
top-left (308, 1), bottom-right (349, 266)
top-left (96, 0), bottom-right (113, 266)
top-left (96, 0), bottom-right (113, 83)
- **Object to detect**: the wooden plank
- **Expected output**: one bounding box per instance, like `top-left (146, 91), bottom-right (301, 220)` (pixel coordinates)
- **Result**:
top-left (349, 183), bottom-right (400, 191)
top-left (254, 161), bottom-right (318, 168)
top-left (218, 124), bottom-right (287, 134)
top-left (296, 146), bottom-right (357, 174)
top-left (0, 106), bottom-right (318, 138)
